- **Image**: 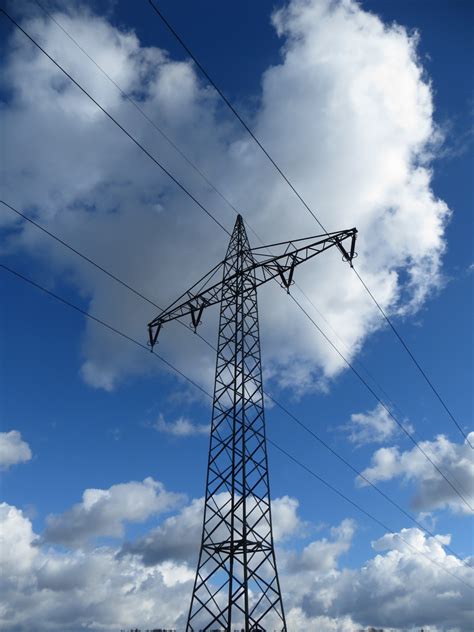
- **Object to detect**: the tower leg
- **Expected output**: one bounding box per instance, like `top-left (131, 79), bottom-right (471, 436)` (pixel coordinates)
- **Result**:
top-left (186, 216), bottom-right (286, 631)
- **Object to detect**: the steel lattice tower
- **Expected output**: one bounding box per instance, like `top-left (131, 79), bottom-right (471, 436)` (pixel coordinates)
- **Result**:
top-left (187, 216), bottom-right (285, 630)
top-left (148, 215), bottom-right (357, 631)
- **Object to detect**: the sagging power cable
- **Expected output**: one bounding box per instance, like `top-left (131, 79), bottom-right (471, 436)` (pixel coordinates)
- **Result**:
top-left (146, 0), bottom-right (472, 449)
top-left (2, 261), bottom-right (472, 590)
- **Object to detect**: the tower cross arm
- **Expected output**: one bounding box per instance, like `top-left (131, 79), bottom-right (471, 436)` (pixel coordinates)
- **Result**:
top-left (147, 226), bottom-right (357, 349)
top-left (250, 227), bottom-right (357, 289)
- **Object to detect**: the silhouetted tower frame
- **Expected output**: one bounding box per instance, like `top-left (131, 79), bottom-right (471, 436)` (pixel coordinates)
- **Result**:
top-left (148, 216), bottom-right (357, 631)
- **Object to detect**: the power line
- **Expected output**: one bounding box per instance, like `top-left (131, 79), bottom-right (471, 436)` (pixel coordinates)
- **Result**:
top-left (289, 293), bottom-right (473, 512)
top-left (147, 0), bottom-right (327, 234)
top-left (268, 440), bottom-right (474, 590)
top-left (2, 199), bottom-right (471, 564)
top-left (31, 0), bottom-right (269, 245)
top-left (352, 266), bottom-right (473, 448)
top-left (0, 198), bottom-right (222, 350)
top-left (1, 261), bottom-right (472, 589)
top-left (1, 200), bottom-right (163, 310)
top-left (2, 0), bottom-right (418, 450)
top-left (266, 393), bottom-right (472, 567)
top-left (19, 0), bottom-right (467, 501)
top-left (3, 3), bottom-right (435, 465)
top-left (28, 0), bottom-right (438, 461)
top-left (0, 262), bottom-right (209, 398)
top-left (0, 7), bottom-right (231, 237)
top-left (146, 0), bottom-right (472, 448)
top-left (3, 3), bottom-right (471, 540)
top-left (3, 2), bottom-right (471, 598)
top-left (25, 0), bottom-right (452, 470)
top-left (295, 283), bottom-right (408, 418)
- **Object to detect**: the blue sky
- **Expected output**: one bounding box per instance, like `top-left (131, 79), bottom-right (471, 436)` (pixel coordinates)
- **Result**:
top-left (0, 1), bottom-right (473, 630)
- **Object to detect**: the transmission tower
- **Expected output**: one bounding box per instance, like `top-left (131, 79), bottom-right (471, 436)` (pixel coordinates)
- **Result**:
top-left (148, 216), bottom-right (357, 631)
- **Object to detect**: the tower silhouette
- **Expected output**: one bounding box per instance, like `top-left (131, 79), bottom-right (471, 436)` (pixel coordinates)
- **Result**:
top-left (148, 215), bottom-right (357, 630)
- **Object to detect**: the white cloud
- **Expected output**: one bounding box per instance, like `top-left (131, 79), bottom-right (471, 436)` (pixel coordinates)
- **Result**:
top-left (285, 518), bottom-right (355, 574)
top-left (0, 430), bottom-right (32, 469)
top-left (289, 526), bottom-right (474, 630)
top-left (271, 495), bottom-right (303, 541)
top-left (120, 493), bottom-right (302, 566)
top-left (1, 0), bottom-right (450, 394)
top-left (350, 405), bottom-right (395, 445)
top-left (0, 502), bottom-right (192, 631)
top-left (152, 413), bottom-right (209, 437)
top-left (0, 503), bottom-right (38, 575)
top-left (1, 497), bottom-right (473, 631)
top-left (43, 477), bottom-right (184, 547)
top-left (342, 402), bottom-right (408, 446)
top-left (358, 432), bottom-right (474, 514)
top-left (120, 496), bottom-right (203, 566)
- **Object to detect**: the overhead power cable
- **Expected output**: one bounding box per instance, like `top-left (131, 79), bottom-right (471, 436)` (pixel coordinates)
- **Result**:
top-left (33, 0), bottom-right (469, 460)
top-left (266, 392), bottom-right (472, 567)
top-left (32, 0), bottom-right (420, 441)
top-left (0, 8), bottom-right (231, 237)
top-left (2, 262), bottom-right (472, 590)
top-left (31, 0), bottom-right (266, 243)
top-left (147, 0), bottom-right (327, 234)
top-left (1, 200), bottom-right (163, 311)
top-left (1, 198), bottom-right (222, 348)
top-left (3, 2), bottom-right (436, 457)
top-left (146, 0), bottom-right (472, 448)
top-left (0, 5), bottom-right (409, 447)
top-left (28, 0), bottom-right (395, 414)
top-left (289, 293), bottom-right (473, 512)
top-left (2, 7), bottom-right (470, 521)
top-left (2, 199), bottom-right (472, 565)
top-left (4, 2), bottom-right (472, 593)
top-left (295, 283), bottom-right (407, 418)
top-left (0, 262), bottom-right (208, 398)
top-left (352, 266), bottom-right (473, 448)
top-left (268, 440), bottom-right (473, 590)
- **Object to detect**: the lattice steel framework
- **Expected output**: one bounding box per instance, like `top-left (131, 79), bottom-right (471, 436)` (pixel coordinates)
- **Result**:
top-left (147, 216), bottom-right (357, 631)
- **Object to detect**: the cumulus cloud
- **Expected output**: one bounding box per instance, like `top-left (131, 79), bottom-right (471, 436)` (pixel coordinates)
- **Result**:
top-left (0, 430), bottom-right (32, 469)
top-left (0, 502), bottom-right (192, 631)
top-left (358, 432), bottom-right (474, 514)
top-left (120, 493), bottom-right (302, 566)
top-left (152, 413), bottom-right (209, 437)
top-left (43, 477), bottom-right (183, 547)
top-left (285, 518), bottom-right (355, 574)
top-left (120, 496), bottom-right (203, 566)
top-left (289, 526), bottom-right (474, 630)
top-left (271, 494), bottom-right (303, 541)
top-left (1, 498), bottom-right (473, 631)
top-left (1, 0), bottom-right (450, 394)
top-left (0, 503), bottom-right (38, 575)
top-left (342, 403), bottom-right (401, 445)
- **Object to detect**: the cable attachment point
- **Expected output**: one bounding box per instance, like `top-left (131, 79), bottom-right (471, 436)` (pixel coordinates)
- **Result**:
top-left (190, 302), bottom-right (206, 332)
top-left (336, 230), bottom-right (358, 268)
top-left (276, 254), bottom-right (297, 293)
top-left (342, 250), bottom-right (358, 266)
top-left (148, 321), bottom-right (162, 351)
